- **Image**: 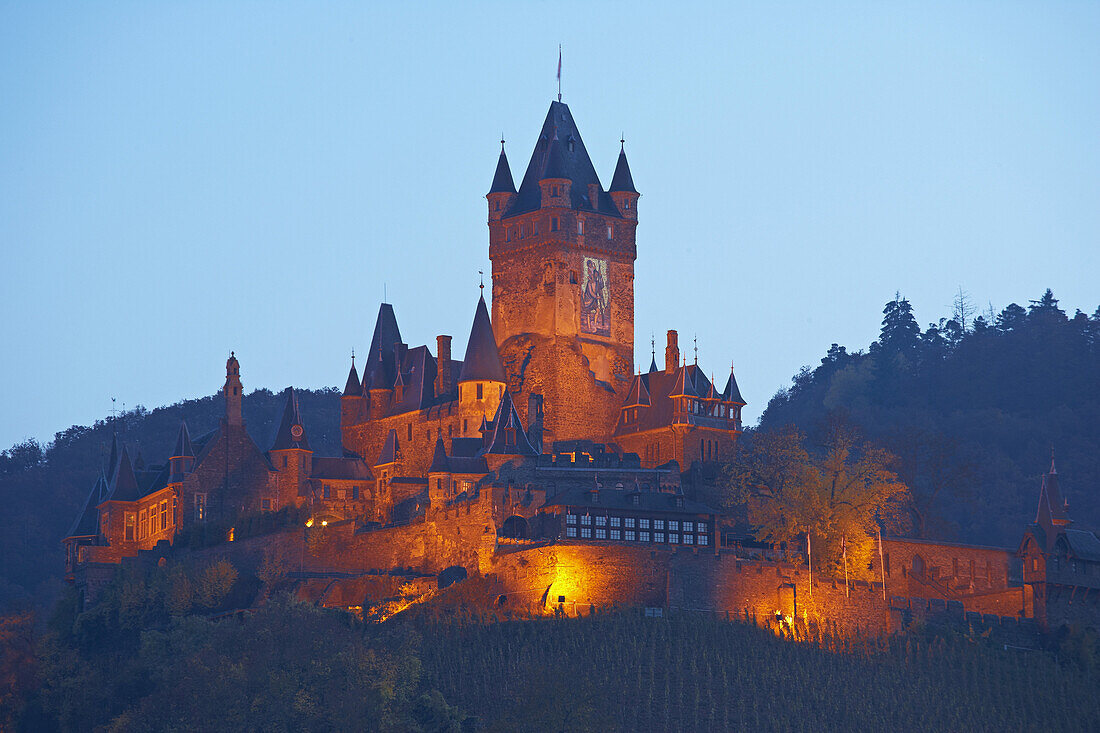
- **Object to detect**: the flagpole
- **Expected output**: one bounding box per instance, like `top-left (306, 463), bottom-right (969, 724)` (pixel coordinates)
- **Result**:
top-left (557, 45), bottom-right (562, 102)
top-left (807, 532), bottom-right (812, 600)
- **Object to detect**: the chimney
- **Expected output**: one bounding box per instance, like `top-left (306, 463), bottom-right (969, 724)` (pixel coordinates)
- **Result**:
top-left (665, 330), bottom-right (679, 373)
top-left (527, 393), bottom-right (544, 453)
top-left (436, 335), bottom-right (452, 397)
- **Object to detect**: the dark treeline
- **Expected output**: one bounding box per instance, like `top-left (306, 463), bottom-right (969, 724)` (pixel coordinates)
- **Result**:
top-left (0, 388), bottom-right (342, 613)
top-left (759, 289), bottom-right (1100, 546)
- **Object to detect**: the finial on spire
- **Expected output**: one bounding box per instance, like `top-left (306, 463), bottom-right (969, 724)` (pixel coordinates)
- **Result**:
top-left (1050, 446), bottom-right (1057, 474)
top-left (557, 45), bottom-right (562, 102)
top-left (479, 270), bottom-right (484, 291)
top-left (693, 334), bottom-right (698, 365)
top-left (620, 133), bottom-right (625, 150)
top-left (651, 333), bottom-right (655, 360)
top-left (501, 134), bottom-right (505, 151)
top-left (351, 348), bottom-right (355, 367)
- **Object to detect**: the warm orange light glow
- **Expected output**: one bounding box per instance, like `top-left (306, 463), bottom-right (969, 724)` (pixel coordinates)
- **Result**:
top-left (227, 527), bottom-right (235, 542)
top-left (305, 518), bottom-right (314, 527)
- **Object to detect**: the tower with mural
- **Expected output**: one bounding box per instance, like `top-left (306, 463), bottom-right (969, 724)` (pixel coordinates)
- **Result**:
top-left (487, 101), bottom-right (639, 444)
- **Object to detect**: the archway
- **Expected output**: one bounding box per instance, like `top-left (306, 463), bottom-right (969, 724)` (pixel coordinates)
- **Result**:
top-left (501, 515), bottom-right (529, 540)
top-left (438, 565), bottom-right (468, 590)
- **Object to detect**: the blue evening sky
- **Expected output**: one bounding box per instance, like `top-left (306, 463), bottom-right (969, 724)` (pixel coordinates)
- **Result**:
top-left (2, 1), bottom-right (1098, 450)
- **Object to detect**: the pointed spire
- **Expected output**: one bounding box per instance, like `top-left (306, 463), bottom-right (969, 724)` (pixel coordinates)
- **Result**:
top-left (272, 388), bottom-right (311, 451)
top-left (1036, 461), bottom-right (1070, 528)
top-left (623, 374), bottom-right (651, 408)
top-left (489, 140), bottom-right (516, 194)
top-left (723, 363), bottom-right (746, 405)
top-left (67, 474), bottom-right (109, 539)
top-left (609, 141), bottom-right (638, 193)
top-left (172, 421), bottom-right (195, 459)
top-left (668, 364), bottom-right (697, 398)
top-left (343, 359), bottom-right (362, 396)
top-left (481, 390), bottom-right (538, 456)
top-left (109, 445), bottom-right (142, 502)
top-left (367, 303), bottom-right (402, 387)
top-left (376, 429), bottom-right (400, 466)
top-left (428, 436), bottom-right (450, 474)
top-left (105, 433), bottom-right (120, 482)
top-left (458, 294), bottom-right (507, 383)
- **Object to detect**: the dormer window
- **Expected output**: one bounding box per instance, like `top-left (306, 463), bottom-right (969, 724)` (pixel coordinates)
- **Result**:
top-left (567, 135), bottom-right (576, 152)
top-left (623, 199), bottom-right (630, 209)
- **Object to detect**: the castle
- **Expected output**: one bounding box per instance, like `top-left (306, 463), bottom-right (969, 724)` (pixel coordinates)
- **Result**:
top-left (64, 99), bottom-right (1099, 636)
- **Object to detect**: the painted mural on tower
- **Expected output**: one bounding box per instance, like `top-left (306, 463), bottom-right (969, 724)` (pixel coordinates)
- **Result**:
top-left (581, 256), bottom-right (610, 336)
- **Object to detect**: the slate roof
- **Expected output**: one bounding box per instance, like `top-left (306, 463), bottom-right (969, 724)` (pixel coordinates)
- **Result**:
top-left (171, 421), bottom-right (195, 458)
top-left (489, 145), bottom-right (516, 194)
top-left (67, 474), bottom-right (108, 538)
top-left (480, 390), bottom-right (538, 457)
top-left (311, 456), bottom-right (372, 481)
top-left (107, 446), bottom-right (143, 503)
top-left (428, 437), bottom-right (450, 473)
top-left (505, 101), bottom-right (624, 220)
top-left (271, 388), bottom-right (311, 451)
top-left (608, 145), bottom-right (638, 193)
top-left (1035, 470), bottom-right (1069, 527)
top-left (1065, 529), bottom-right (1100, 561)
top-left (105, 433), bottom-right (119, 482)
top-left (458, 294), bottom-right (506, 383)
top-left (623, 374), bottom-right (651, 407)
top-left (376, 429), bottom-right (400, 466)
top-left (723, 368), bottom-right (746, 405)
top-left (365, 303), bottom-right (403, 388)
top-left (343, 362), bottom-right (362, 396)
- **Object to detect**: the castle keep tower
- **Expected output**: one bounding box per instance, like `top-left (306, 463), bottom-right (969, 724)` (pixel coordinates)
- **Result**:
top-left (488, 101), bottom-right (639, 443)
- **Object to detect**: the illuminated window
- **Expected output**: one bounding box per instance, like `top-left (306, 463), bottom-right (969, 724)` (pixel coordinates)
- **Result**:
top-left (623, 199), bottom-right (630, 209)
top-left (566, 527), bottom-right (577, 538)
top-left (624, 517), bottom-right (635, 528)
top-left (698, 535), bottom-right (708, 546)
top-left (669, 521), bottom-right (679, 531)
top-left (581, 515), bottom-right (592, 526)
top-left (683, 521), bottom-right (694, 533)
top-left (606, 225), bottom-right (613, 240)
top-left (610, 529), bottom-right (621, 540)
top-left (125, 513), bottom-right (135, 542)
top-left (610, 516), bottom-right (621, 527)
top-left (581, 527), bottom-right (591, 539)
top-left (639, 531), bottom-right (650, 542)
top-left (195, 493), bottom-right (207, 522)
top-left (669, 534), bottom-right (679, 544)
top-left (639, 518), bottom-right (650, 529)
top-left (577, 219), bottom-right (584, 234)
top-left (172, 496), bottom-right (177, 525)
top-left (566, 513), bottom-right (577, 525)
top-left (625, 530), bottom-right (636, 541)
top-left (595, 529), bottom-right (606, 539)
top-left (655, 532), bottom-right (665, 543)
top-left (654, 519), bottom-right (665, 530)
top-left (595, 516), bottom-right (607, 526)
top-left (683, 534), bottom-right (693, 545)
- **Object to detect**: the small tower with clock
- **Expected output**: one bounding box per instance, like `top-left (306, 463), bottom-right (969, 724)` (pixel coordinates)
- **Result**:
top-left (270, 387), bottom-right (313, 510)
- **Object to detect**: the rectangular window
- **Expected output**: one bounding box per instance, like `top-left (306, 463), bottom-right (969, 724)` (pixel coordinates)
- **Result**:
top-left (261, 498), bottom-right (272, 511)
top-left (551, 217), bottom-right (559, 232)
top-left (610, 529), bottom-right (621, 540)
top-left (581, 527), bottom-right (592, 539)
top-left (639, 518), bottom-right (650, 529)
top-left (282, 455), bottom-right (287, 468)
top-left (100, 511), bottom-right (109, 536)
top-left (640, 531), bottom-right (650, 543)
top-left (683, 521), bottom-right (694, 533)
top-left (172, 496), bottom-right (177, 525)
top-left (566, 527), bottom-right (577, 538)
top-left (625, 530), bottom-right (636, 541)
top-left (683, 534), bottom-right (694, 545)
top-left (566, 513), bottom-right (577, 525)
top-left (138, 509), bottom-right (146, 539)
top-left (323, 485), bottom-right (331, 499)
top-left (698, 534), bottom-right (708, 546)
top-left (352, 486), bottom-right (360, 500)
top-left (669, 534), bottom-right (679, 544)
top-left (595, 529), bottom-right (606, 539)
top-left (669, 520), bottom-right (679, 531)
top-left (160, 501), bottom-right (168, 531)
top-left (610, 516), bottom-right (621, 527)
top-left (625, 517), bottom-right (635, 528)
top-left (195, 493), bottom-right (207, 522)
top-left (577, 219), bottom-right (584, 234)
top-left (581, 515), bottom-right (591, 525)
top-left (476, 383), bottom-right (484, 399)
top-left (148, 511), bottom-right (155, 537)
top-left (655, 532), bottom-right (665, 543)
top-left (595, 516), bottom-right (607, 526)
top-left (654, 519), bottom-right (665, 530)
top-left (125, 513), bottom-right (135, 542)
top-left (606, 225), bottom-right (613, 240)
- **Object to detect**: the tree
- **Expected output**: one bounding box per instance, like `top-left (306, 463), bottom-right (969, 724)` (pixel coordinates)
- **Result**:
top-left (996, 303), bottom-right (1027, 332)
top-left (875, 293), bottom-right (921, 358)
top-left (951, 286), bottom-right (974, 334)
top-left (722, 423), bottom-right (910, 578)
top-left (197, 561), bottom-right (238, 609)
top-left (1028, 288), bottom-right (1065, 320)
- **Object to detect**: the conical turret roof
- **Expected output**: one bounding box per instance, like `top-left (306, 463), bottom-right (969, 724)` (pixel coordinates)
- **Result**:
top-left (67, 474), bottom-right (108, 539)
top-left (609, 144), bottom-right (638, 193)
top-left (458, 294), bottom-right (506, 383)
top-left (343, 361), bottom-right (362, 396)
top-left (668, 364), bottom-right (697, 398)
top-left (722, 368), bottom-right (746, 405)
top-left (488, 144), bottom-right (516, 194)
top-left (366, 303), bottom-right (402, 387)
top-left (481, 390), bottom-right (538, 457)
top-left (272, 388), bottom-right (311, 451)
top-left (105, 433), bottom-right (119, 483)
top-left (623, 374), bottom-right (651, 408)
top-left (648, 356), bottom-right (658, 373)
top-left (428, 436), bottom-right (450, 473)
top-left (109, 445), bottom-right (142, 502)
top-left (171, 421), bottom-right (195, 458)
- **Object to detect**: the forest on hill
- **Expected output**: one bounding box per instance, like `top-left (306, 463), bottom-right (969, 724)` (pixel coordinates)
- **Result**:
top-left (757, 289), bottom-right (1100, 547)
top-left (0, 388), bottom-right (342, 613)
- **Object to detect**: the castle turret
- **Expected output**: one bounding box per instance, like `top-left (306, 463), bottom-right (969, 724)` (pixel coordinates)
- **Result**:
top-left (224, 352), bottom-right (243, 426)
top-left (270, 387), bottom-right (312, 510)
top-left (427, 435), bottom-right (451, 508)
top-left (364, 303), bottom-right (402, 418)
top-left (168, 421), bottom-right (195, 482)
top-left (341, 355), bottom-right (364, 429)
top-left (486, 140), bottom-right (516, 223)
top-left (457, 293), bottom-right (506, 436)
top-left (608, 141), bottom-right (639, 221)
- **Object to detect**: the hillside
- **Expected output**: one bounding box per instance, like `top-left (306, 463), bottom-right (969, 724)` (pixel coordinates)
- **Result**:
top-left (759, 290), bottom-right (1100, 546)
top-left (0, 388), bottom-right (342, 612)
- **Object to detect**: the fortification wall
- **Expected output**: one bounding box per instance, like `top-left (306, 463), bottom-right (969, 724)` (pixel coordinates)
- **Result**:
top-left (1043, 584), bottom-right (1100, 631)
top-left (882, 538), bottom-right (1015, 594)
